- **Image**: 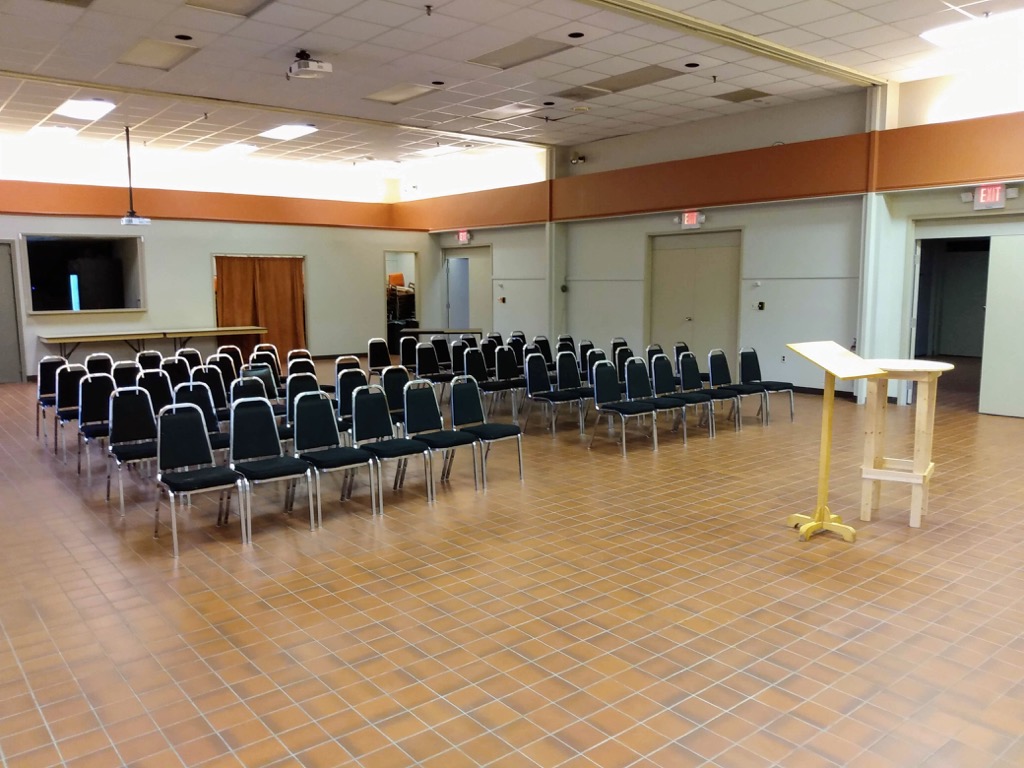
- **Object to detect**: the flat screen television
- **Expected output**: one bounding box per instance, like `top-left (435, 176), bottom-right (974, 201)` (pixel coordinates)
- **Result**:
top-left (25, 235), bottom-right (144, 313)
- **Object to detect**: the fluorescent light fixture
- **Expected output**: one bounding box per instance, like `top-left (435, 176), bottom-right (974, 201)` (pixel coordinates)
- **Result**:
top-left (53, 98), bottom-right (115, 121)
top-left (185, 0), bottom-right (272, 16)
top-left (476, 103), bottom-right (540, 120)
top-left (415, 145), bottom-right (463, 157)
top-left (364, 83), bottom-right (438, 106)
top-left (209, 142), bottom-right (258, 155)
top-left (118, 39), bottom-right (198, 70)
top-left (28, 125), bottom-right (80, 138)
top-left (588, 66), bottom-right (683, 93)
top-left (469, 37), bottom-right (572, 70)
top-left (922, 9), bottom-right (1024, 48)
top-left (258, 124), bottom-right (317, 141)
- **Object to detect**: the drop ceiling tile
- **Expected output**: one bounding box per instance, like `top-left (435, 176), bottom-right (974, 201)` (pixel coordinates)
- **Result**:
top-left (229, 18), bottom-right (304, 45)
top-left (88, 0), bottom-right (172, 22)
top-left (762, 26), bottom-right (823, 46)
top-left (832, 23), bottom-right (906, 49)
top-left (400, 12), bottom-right (478, 37)
top-left (437, 0), bottom-right (521, 24)
top-left (726, 13), bottom-right (790, 34)
top-left (688, 1), bottom-right (761, 24)
top-left (497, 6), bottom-right (576, 36)
top-left (587, 55), bottom-right (659, 77)
top-left (765, 0), bottom-right (849, 26)
top-left (578, 9), bottom-right (646, 32)
top-left (315, 15), bottom-right (390, 41)
top-left (581, 32), bottom-right (654, 56)
top-left (628, 23), bottom-right (689, 44)
top-left (623, 43), bottom-right (694, 66)
top-left (347, 0), bottom-right (424, 27)
top-left (730, 0), bottom-right (804, 12)
top-left (252, 3), bottom-right (333, 31)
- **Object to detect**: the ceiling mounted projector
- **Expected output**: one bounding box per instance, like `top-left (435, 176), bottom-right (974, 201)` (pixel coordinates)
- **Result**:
top-left (287, 50), bottom-right (332, 80)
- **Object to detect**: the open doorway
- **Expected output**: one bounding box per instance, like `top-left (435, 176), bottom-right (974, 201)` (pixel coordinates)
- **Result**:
top-left (385, 251), bottom-right (417, 348)
top-left (913, 237), bottom-right (989, 407)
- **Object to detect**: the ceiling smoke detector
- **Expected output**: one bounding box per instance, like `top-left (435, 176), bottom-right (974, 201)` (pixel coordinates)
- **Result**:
top-left (287, 50), bottom-right (332, 80)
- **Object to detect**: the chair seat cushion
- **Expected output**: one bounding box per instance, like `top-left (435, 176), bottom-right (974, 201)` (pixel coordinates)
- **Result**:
top-left (111, 441), bottom-right (157, 462)
top-left (661, 391), bottom-right (712, 405)
top-left (235, 456), bottom-right (310, 481)
top-left (209, 432), bottom-right (231, 451)
top-left (717, 384), bottom-right (766, 396)
top-left (414, 430), bottom-right (477, 450)
top-left (361, 438), bottom-right (429, 459)
top-left (601, 401), bottom-right (656, 416)
top-left (300, 447), bottom-right (374, 470)
top-left (277, 424), bottom-right (295, 441)
top-left (559, 386), bottom-right (594, 399)
top-left (638, 396), bottom-right (685, 411)
top-left (462, 423), bottom-right (520, 441)
top-left (38, 395), bottom-right (57, 407)
top-left (81, 423), bottom-right (109, 439)
top-left (162, 466), bottom-right (241, 493)
top-left (422, 373), bottom-right (455, 384)
top-left (533, 390), bottom-right (581, 403)
top-left (481, 379), bottom-right (523, 392)
top-left (697, 389), bottom-right (739, 401)
top-left (757, 380), bottom-right (793, 391)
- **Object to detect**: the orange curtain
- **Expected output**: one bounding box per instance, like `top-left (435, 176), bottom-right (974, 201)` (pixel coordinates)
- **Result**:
top-left (215, 256), bottom-right (306, 356)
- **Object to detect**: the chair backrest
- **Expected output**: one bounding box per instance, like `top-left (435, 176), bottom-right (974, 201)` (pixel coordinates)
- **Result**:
top-left (177, 348), bottom-right (203, 371)
top-left (533, 336), bottom-right (554, 366)
top-left (624, 357), bottom-right (655, 400)
top-left (137, 369), bottom-right (174, 413)
top-left (287, 357), bottom-right (316, 378)
top-left (450, 339), bottom-right (468, 376)
top-left (334, 355), bottom-right (362, 382)
top-left (191, 366), bottom-right (229, 410)
top-left (645, 343), bottom-right (664, 369)
top-left (679, 352), bottom-right (705, 392)
top-left (399, 335), bottom-right (418, 369)
top-left (56, 364), bottom-right (87, 410)
top-left (230, 398), bottom-right (284, 462)
top-left (592, 360), bottom-right (622, 406)
top-left (217, 345), bottom-right (244, 375)
top-left (337, 368), bottom-right (369, 419)
top-left (136, 350), bottom-right (162, 370)
top-left (112, 361), bottom-right (142, 390)
top-left (431, 336), bottom-right (452, 368)
top-left (84, 352), bottom-right (113, 376)
top-left (460, 334), bottom-right (479, 349)
top-left (464, 348), bottom-right (489, 383)
top-left (506, 336), bottom-right (526, 368)
top-left (557, 334), bottom-right (574, 347)
top-left (231, 376), bottom-right (267, 404)
top-left (586, 348), bottom-right (606, 385)
top-left (367, 337), bottom-right (391, 372)
top-left (707, 349), bottom-right (734, 387)
top-left (578, 341), bottom-right (594, 374)
top-left (78, 373), bottom-right (115, 424)
top-left (556, 340), bottom-right (574, 356)
top-left (206, 353), bottom-right (237, 388)
top-left (415, 343), bottom-right (442, 376)
top-left (739, 348), bottom-right (762, 383)
top-left (37, 355), bottom-right (66, 399)
top-left (173, 381), bottom-right (220, 434)
top-left (495, 346), bottom-right (519, 382)
top-left (109, 387), bottom-right (156, 445)
top-left (485, 331), bottom-right (503, 346)
top-left (381, 365), bottom-right (410, 415)
top-left (615, 346), bottom-right (633, 383)
top-left (240, 363), bottom-right (279, 400)
top-left (285, 372), bottom-right (321, 425)
top-left (404, 379), bottom-right (444, 435)
top-left (556, 350), bottom-right (583, 391)
top-left (250, 350), bottom-right (282, 382)
top-left (610, 337), bottom-right (627, 361)
top-left (351, 384), bottom-right (395, 443)
top-left (651, 354), bottom-right (678, 397)
top-left (524, 353), bottom-right (552, 396)
top-left (161, 356), bottom-right (191, 388)
top-left (479, 338), bottom-right (498, 372)
top-left (287, 348), bottom-right (312, 362)
top-left (294, 391), bottom-right (341, 453)
top-left (158, 403), bottom-right (215, 474)
top-left (673, 342), bottom-right (690, 372)
top-left (508, 330), bottom-right (526, 342)
top-left (450, 375), bottom-right (486, 429)
top-left (253, 342), bottom-right (280, 369)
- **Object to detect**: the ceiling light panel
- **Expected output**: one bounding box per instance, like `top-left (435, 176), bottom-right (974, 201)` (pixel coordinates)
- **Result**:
top-left (475, 103), bottom-right (541, 120)
top-left (185, 0), bottom-right (273, 17)
top-left (588, 66), bottom-right (685, 93)
top-left (469, 37), bottom-right (574, 70)
top-left (258, 124), bottom-right (318, 140)
top-left (118, 39), bottom-right (199, 70)
top-left (364, 84), bottom-right (439, 106)
top-left (53, 98), bottom-right (116, 120)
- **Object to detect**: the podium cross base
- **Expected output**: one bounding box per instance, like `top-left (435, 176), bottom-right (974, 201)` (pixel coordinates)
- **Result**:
top-left (786, 506), bottom-right (856, 542)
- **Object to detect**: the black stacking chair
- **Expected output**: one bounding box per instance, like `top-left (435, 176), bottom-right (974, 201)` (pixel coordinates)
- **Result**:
top-left (137, 369), bottom-right (174, 416)
top-left (557, 333), bottom-right (574, 348)
top-left (460, 334), bottom-right (479, 349)
top-left (708, 348), bottom-right (768, 426)
top-left (450, 339), bottom-right (468, 376)
top-left (506, 336), bottom-right (526, 374)
top-left (206, 353), bottom-right (237, 391)
top-left (431, 336), bottom-right (454, 372)
top-left (508, 330), bottom-right (527, 343)
top-left (161, 356), bottom-right (191, 388)
top-left (588, 359), bottom-right (658, 456)
top-left (578, 340), bottom-right (594, 382)
top-left (681, 352), bottom-right (739, 431)
top-left (523, 353), bottom-right (583, 434)
top-left (586, 348), bottom-right (607, 387)
top-left (253, 342), bottom-right (282, 373)
top-left (287, 348), bottom-right (312, 364)
top-left (191, 365), bottom-right (231, 422)
top-left (240, 363), bottom-right (284, 411)
top-left (740, 347), bottom-right (795, 422)
top-left (381, 365), bottom-right (410, 432)
top-left (485, 331), bottom-right (503, 346)
top-left (250, 350), bottom-right (284, 392)
top-left (214, 347), bottom-right (242, 380)
top-left (53, 363), bottom-right (87, 461)
top-left (334, 355), bottom-right (362, 391)
top-left (155, 403), bottom-right (245, 557)
top-left (230, 397), bottom-right (314, 540)
top-left (293, 391), bottom-right (377, 524)
top-left (36, 355), bottom-right (66, 442)
top-left (645, 343), bottom-right (664, 369)
top-left (624, 357), bottom-right (683, 441)
top-left (230, 376), bottom-right (268, 406)
top-left (77, 372), bottom-right (115, 478)
top-left (84, 352), bottom-right (113, 377)
top-left (352, 384), bottom-right (432, 507)
top-left (403, 379), bottom-right (479, 498)
top-left (651, 353), bottom-right (713, 441)
top-left (555, 349), bottom-right (593, 432)
top-left (177, 347), bottom-right (203, 372)
top-left (287, 357), bottom-right (316, 378)
top-left (610, 337), bottom-right (628, 363)
top-left (173, 381), bottom-right (230, 454)
top-left (614, 345), bottom-right (633, 384)
top-left (556, 339), bottom-right (574, 357)
top-left (112, 360), bottom-right (142, 390)
top-left (336, 367), bottom-right (368, 438)
top-left (107, 387), bottom-right (158, 516)
top-left (415, 343), bottom-right (455, 399)
top-left (450, 376), bottom-right (523, 489)
top-left (282, 372), bottom-right (322, 443)
top-left (479, 337), bottom-right (498, 377)
top-left (399, 335), bottom-right (418, 371)
top-left (136, 350), bottom-right (162, 371)
top-left (367, 337), bottom-right (391, 380)
top-left (533, 335), bottom-right (556, 372)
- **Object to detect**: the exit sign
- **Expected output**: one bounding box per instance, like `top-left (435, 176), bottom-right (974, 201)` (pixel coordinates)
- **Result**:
top-left (680, 210), bottom-right (705, 229)
top-left (974, 183), bottom-right (1005, 210)
top-left (456, 229), bottom-right (472, 244)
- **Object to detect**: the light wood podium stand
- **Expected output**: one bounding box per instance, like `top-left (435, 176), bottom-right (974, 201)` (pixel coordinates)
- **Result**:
top-left (786, 342), bottom-right (886, 542)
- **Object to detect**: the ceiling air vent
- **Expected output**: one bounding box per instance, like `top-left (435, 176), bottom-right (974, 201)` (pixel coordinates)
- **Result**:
top-left (469, 37), bottom-right (572, 70)
top-left (588, 66), bottom-right (683, 93)
top-left (550, 85), bottom-right (610, 102)
top-left (714, 88), bottom-right (771, 103)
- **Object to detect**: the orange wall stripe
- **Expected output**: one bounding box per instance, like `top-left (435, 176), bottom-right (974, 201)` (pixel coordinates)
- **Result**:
top-left (390, 182), bottom-right (550, 231)
top-left (874, 112), bottom-right (1024, 191)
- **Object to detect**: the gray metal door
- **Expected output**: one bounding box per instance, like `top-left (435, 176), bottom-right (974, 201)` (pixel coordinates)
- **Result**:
top-left (0, 243), bottom-right (23, 382)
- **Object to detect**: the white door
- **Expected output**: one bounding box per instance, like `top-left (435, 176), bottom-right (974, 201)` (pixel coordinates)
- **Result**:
top-left (443, 247), bottom-right (492, 330)
top-left (0, 243), bottom-right (23, 383)
top-left (979, 235), bottom-right (1024, 416)
top-left (649, 231), bottom-right (740, 361)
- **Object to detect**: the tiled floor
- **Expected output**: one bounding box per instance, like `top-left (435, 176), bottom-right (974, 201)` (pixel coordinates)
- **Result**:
top-left (3, 356), bottom-right (1024, 767)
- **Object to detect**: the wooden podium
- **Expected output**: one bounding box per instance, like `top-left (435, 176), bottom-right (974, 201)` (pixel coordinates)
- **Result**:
top-left (785, 342), bottom-right (886, 542)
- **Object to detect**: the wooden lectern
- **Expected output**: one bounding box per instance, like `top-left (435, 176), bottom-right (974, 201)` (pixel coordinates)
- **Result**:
top-left (785, 342), bottom-right (886, 542)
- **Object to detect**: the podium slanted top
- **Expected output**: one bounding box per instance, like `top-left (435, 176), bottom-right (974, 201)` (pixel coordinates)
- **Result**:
top-left (787, 341), bottom-right (887, 381)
